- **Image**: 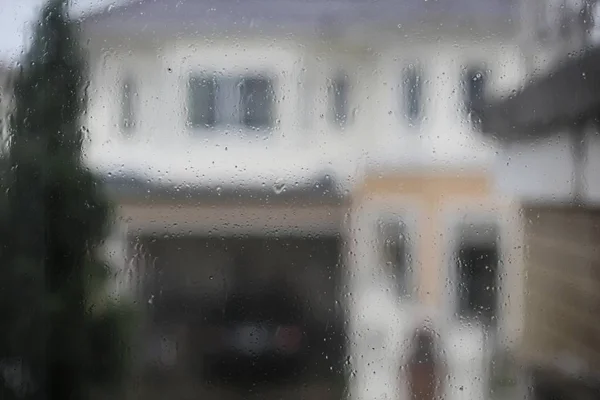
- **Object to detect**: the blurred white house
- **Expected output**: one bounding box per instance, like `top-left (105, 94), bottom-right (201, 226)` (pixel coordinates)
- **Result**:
top-left (0, 0), bottom-right (598, 398)
top-left (66, 0), bottom-right (600, 399)
top-left (79, 1), bottom-right (530, 400)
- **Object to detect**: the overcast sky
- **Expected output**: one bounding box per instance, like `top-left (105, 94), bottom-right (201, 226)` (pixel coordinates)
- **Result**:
top-left (0, 0), bottom-right (127, 63)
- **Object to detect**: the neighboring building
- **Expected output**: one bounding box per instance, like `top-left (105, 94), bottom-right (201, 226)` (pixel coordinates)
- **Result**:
top-left (0, 66), bottom-right (12, 152)
top-left (518, 0), bottom-right (600, 75)
top-left (479, 2), bottom-right (600, 399)
top-left (79, 1), bottom-right (532, 399)
top-left (483, 0), bottom-right (600, 205)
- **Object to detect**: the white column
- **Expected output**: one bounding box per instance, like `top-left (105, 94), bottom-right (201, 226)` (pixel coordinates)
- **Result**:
top-left (103, 219), bottom-right (132, 301)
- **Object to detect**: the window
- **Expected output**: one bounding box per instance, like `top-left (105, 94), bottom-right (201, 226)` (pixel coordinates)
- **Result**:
top-left (329, 73), bottom-right (349, 129)
top-left (463, 67), bottom-right (487, 128)
top-left (215, 75), bottom-right (241, 127)
top-left (240, 77), bottom-right (274, 129)
top-left (188, 74), bottom-right (274, 130)
top-left (379, 219), bottom-right (412, 299)
top-left (188, 75), bottom-right (217, 129)
top-left (120, 76), bottom-right (136, 133)
top-left (455, 226), bottom-right (499, 328)
top-left (403, 64), bottom-right (422, 125)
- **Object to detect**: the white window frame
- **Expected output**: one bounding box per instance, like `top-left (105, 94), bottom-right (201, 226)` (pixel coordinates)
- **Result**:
top-left (452, 221), bottom-right (500, 326)
top-left (440, 199), bottom-right (525, 350)
top-left (376, 213), bottom-right (416, 302)
top-left (345, 196), bottom-right (422, 400)
top-left (347, 195), bottom-right (422, 310)
top-left (182, 67), bottom-right (279, 139)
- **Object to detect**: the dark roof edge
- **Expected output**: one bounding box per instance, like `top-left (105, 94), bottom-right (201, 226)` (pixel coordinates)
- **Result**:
top-left (100, 171), bottom-right (346, 206)
top-left (478, 46), bottom-right (600, 143)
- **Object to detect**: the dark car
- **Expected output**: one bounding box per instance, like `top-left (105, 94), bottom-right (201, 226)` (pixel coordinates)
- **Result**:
top-left (199, 289), bottom-right (309, 385)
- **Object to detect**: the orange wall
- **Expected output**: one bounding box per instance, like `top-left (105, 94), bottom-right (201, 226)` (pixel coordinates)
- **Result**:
top-left (355, 171), bottom-right (493, 307)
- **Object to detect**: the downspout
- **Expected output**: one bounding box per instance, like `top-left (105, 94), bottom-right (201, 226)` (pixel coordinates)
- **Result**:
top-left (571, 122), bottom-right (588, 205)
top-left (570, 1), bottom-right (595, 206)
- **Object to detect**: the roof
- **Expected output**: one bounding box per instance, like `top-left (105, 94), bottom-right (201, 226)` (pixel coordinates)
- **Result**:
top-left (479, 47), bottom-right (600, 142)
top-left (101, 169), bottom-right (346, 206)
top-left (80, 0), bottom-right (517, 36)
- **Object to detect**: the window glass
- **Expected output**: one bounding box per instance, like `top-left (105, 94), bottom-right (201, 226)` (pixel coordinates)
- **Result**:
top-left (189, 75), bottom-right (274, 130)
top-left (404, 63), bottom-right (422, 126)
top-left (455, 227), bottom-right (499, 328)
top-left (379, 219), bottom-right (412, 300)
top-left (463, 67), bottom-right (486, 128)
top-left (215, 75), bottom-right (240, 127)
top-left (188, 75), bottom-right (217, 129)
top-left (121, 76), bottom-right (136, 133)
top-left (239, 76), bottom-right (274, 129)
top-left (329, 73), bottom-right (349, 129)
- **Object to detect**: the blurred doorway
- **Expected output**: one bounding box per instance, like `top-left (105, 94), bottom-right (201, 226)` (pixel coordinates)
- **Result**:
top-left (406, 327), bottom-right (445, 400)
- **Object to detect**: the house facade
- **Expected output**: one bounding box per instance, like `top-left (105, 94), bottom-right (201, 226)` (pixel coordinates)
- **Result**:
top-left (81, 1), bottom-right (533, 399)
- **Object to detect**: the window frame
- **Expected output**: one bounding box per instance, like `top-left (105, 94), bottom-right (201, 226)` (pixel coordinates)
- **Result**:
top-left (453, 223), bottom-right (500, 327)
top-left (347, 196), bottom-right (421, 310)
top-left (440, 199), bottom-right (524, 345)
top-left (186, 71), bottom-right (277, 135)
top-left (443, 210), bottom-right (502, 329)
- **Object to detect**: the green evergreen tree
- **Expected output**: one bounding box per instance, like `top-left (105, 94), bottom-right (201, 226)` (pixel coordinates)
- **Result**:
top-left (0, 1), bottom-right (133, 399)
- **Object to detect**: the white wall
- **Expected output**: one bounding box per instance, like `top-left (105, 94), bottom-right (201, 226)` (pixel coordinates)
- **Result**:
top-left (83, 35), bottom-right (369, 188)
top-left (493, 131), bottom-right (600, 204)
top-left (361, 40), bottom-right (527, 168)
top-left (83, 31), bottom-right (530, 192)
top-left (494, 136), bottom-right (574, 201)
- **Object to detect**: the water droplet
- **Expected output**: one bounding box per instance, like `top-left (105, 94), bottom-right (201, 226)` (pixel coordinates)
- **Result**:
top-left (273, 182), bottom-right (286, 194)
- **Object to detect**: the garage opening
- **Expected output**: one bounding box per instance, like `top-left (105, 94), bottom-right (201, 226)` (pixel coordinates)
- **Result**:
top-left (137, 235), bottom-right (346, 389)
